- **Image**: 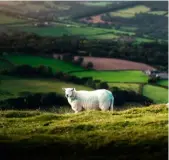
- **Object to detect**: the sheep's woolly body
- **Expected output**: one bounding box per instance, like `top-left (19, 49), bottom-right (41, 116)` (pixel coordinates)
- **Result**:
top-left (67, 89), bottom-right (114, 113)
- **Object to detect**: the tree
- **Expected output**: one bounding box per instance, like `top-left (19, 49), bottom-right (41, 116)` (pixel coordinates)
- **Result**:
top-left (86, 62), bottom-right (93, 69)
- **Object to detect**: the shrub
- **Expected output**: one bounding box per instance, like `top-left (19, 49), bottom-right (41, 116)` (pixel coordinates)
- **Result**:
top-left (86, 62), bottom-right (93, 69)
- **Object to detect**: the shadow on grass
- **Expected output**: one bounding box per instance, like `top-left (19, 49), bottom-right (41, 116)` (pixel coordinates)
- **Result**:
top-left (0, 136), bottom-right (167, 160)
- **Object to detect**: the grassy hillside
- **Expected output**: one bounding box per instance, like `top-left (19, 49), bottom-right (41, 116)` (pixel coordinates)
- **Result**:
top-left (3, 55), bottom-right (85, 73)
top-left (108, 83), bottom-right (140, 93)
top-left (71, 70), bottom-right (148, 83)
top-left (156, 80), bottom-right (168, 87)
top-left (0, 104), bottom-right (167, 159)
top-left (0, 76), bottom-right (92, 101)
top-left (0, 13), bottom-right (25, 24)
top-left (143, 85), bottom-right (168, 104)
top-left (110, 5), bottom-right (150, 18)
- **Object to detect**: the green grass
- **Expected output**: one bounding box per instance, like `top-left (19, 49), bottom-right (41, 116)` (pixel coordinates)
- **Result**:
top-left (156, 80), bottom-right (168, 87)
top-left (0, 104), bottom-right (167, 159)
top-left (71, 71), bottom-right (149, 83)
top-left (110, 5), bottom-right (150, 18)
top-left (16, 25), bottom-right (135, 37)
top-left (135, 37), bottom-right (155, 43)
top-left (0, 59), bottom-right (14, 71)
top-left (88, 34), bottom-right (119, 39)
top-left (0, 13), bottom-right (25, 24)
top-left (143, 85), bottom-right (168, 104)
top-left (148, 11), bottom-right (167, 15)
top-left (0, 76), bottom-right (92, 101)
top-left (82, 2), bottom-right (113, 6)
top-left (108, 83), bottom-right (140, 93)
top-left (3, 55), bottom-right (85, 73)
top-left (19, 26), bottom-right (110, 37)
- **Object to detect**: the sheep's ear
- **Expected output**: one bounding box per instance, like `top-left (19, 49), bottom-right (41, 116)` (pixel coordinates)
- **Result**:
top-left (71, 88), bottom-right (75, 91)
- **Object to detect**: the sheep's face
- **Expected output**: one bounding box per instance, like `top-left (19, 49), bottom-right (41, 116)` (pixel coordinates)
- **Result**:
top-left (62, 88), bottom-right (75, 98)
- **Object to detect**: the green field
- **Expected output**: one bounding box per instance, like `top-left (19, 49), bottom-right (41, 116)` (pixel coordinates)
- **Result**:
top-left (16, 25), bottom-right (135, 38)
top-left (110, 5), bottom-right (150, 18)
top-left (0, 59), bottom-right (14, 71)
top-left (0, 14), bottom-right (25, 24)
top-left (3, 55), bottom-right (85, 73)
top-left (89, 34), bottom-right (119, 39)
top-left (108, 83), bottom-right (140, 93)
top-left (19, 26), bottom-right (110, 37)
top-left (156, 80), bottom-right (168, 87)
top-left (148, 11), bottom-right (167, 15)
top-left (71, 71), bottom-right (148, 83)
top-left (143, 85), bottom-right (168, 104)
top-left (82, 2), bottom-right (113, 6)
top-left (0, 104), bottom-right (167, 159)
top-left (0, 76), bottom-right (92, 101)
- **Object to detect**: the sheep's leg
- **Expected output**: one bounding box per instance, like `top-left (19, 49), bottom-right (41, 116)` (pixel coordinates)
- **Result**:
top-left (71, 103), bottom-right (83, 113)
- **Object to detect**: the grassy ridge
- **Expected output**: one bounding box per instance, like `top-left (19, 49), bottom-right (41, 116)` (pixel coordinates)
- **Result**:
top-left (0, 104), bottom-right (167, 159)
top-left (110, 5), bottom-right (150, 18)
top-left (156, 80), bottom-right (168, 87)
top-left (0, 76), bottom-right (92, 100)
top-left (3, 55), bottom-right (85, 73)
top-left (143, 85), bottom-right (168, 103)
top-left (0, 13), bottom-right (25, 24)
top-left (108, 83), bottom-right (140, 93)
top-left (71, 70), bottom-right (148, 83)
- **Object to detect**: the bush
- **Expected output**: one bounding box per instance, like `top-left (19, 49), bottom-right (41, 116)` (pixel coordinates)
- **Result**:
top-left (62, 54), bottom-right (74, 62)
top-left (74, 57), bottom-right (84, 65)
top-left (97, 82), bottom-right (109, 89)
top-left (148, 76), bottom-right (160, 83)
top-left (86, 62), bottom-right (93, 69)
top-left (0, 92), bottom-right (68, 110)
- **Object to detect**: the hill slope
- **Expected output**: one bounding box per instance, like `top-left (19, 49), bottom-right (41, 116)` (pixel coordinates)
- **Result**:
top-left (0, 104), bottom-right (167, 159)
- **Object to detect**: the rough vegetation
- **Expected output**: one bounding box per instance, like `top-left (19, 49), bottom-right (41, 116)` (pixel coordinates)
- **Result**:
top-left (0, 104), bottom-right (167, 160)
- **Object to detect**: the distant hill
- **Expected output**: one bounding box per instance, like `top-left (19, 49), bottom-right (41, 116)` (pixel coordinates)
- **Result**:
top-left (0, 1), bottom-right (168, 41)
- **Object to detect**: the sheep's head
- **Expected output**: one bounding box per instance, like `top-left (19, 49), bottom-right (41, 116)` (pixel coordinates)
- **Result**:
top-left (62, 88), bottom-right (76, 98)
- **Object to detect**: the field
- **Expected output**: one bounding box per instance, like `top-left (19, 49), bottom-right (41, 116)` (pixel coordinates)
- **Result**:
top-left (156, 80), bottom-right (168, 87)
top-left (71, 71), bottom-right (148, 83)
top-left (0, 76), bottom-right (92, 101)
top-left (108, 83), bottom-right (140, 93)
top-left (3, 55), bottom-right (85, 73)
top-left (110, 5), bottom-right (150, 18)
top-left (0, 59), bottom-right (14, 71)
top-left (148, 11), bottom-right (167, 15)
top-left (143, 85), bottom-right (168, 104)
top-left (82, 2), bottom-right (113, 7)
top-left (0, 104), bottom-right (167, 159)
top-left (0, 13), bottom-right (25, 24)
top-left (88, 34), bottom-right (119, 39)
top-left (19, 26), bottom-right (110, 37)
top-left (74, 56), bottom-right (155, 70)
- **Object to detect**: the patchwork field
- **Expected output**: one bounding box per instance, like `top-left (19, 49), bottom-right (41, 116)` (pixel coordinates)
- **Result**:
top-left (148, 11), bottom-right (167, 16)
top-left (0, 13), bottom-right (25, 24)
top-left (81, 2), bottom-right (113, 7)
top-left (3, 55), bottom-right (85, 73)
top-left (110, 5), bottom-right (150, 18)
top-left (0, 104), bottom-right (167, 159)
top-left (0, 76), bottom-right (92, 101)
top-left (71, 71), bottom-right (148, 83)
top-left (18, 26), bottom-right (110, 37)
top-left (156, 80), bottom-right (168, 87)
top-left (0, 59), bottom-right (14, 71)
top-left (108, 83), bottom-right (140, 93)
top-left (143, 85), bottom-right (168, 104)
top-left (74, 56), bottom-right (155, 70)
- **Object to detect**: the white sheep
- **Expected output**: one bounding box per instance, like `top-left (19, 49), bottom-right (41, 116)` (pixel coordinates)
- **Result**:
top-left (62, 88), bottom-right (114, 113)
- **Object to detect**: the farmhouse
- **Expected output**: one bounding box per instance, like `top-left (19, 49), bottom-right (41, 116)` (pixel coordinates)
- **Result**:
top-left (145, 69), bottom-right (168, 79)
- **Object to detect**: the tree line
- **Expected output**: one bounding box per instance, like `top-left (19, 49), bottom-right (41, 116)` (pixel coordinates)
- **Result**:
top-left (0, 32), bottom-right (168, 70)
top-left (0, 64), bottom-right (153, 109)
